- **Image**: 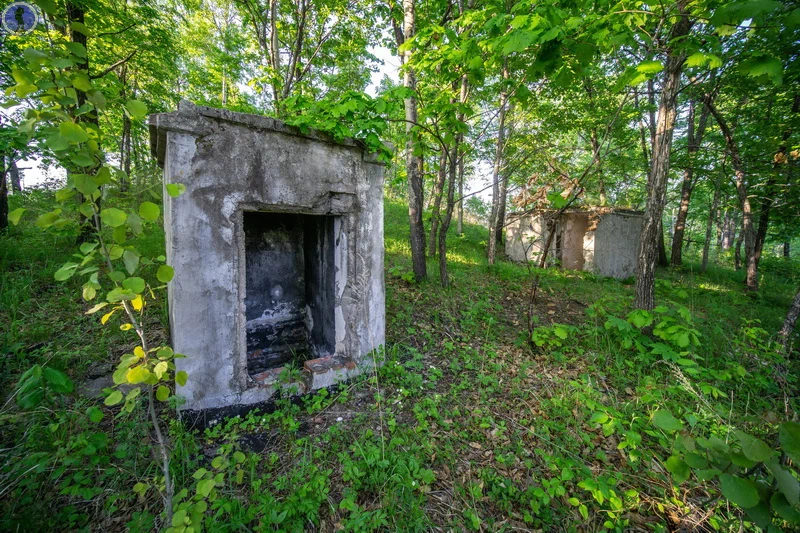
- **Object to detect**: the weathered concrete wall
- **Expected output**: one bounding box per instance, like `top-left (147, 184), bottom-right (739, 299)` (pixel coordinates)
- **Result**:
top-left (505, 214), bottom-right (558, 263)
top-left (504, 208), bottom-right (642, 279)
top-left (592, 212), bottom-right (642, 279)
top-left (150, 102), bottom-right (385, 413)
top-left (561, 213), bottom-right (589, 271)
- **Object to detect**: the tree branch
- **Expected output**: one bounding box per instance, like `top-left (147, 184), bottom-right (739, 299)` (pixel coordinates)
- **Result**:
top-left (91, 50), bottom-right (137, 79)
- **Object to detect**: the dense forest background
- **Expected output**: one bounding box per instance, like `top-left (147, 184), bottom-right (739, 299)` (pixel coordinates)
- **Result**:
top-left (1, 0), bottom-right (800, 531)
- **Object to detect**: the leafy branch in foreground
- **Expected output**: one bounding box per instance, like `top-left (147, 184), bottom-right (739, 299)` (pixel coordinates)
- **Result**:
top-left (6, 36), bottom-right (189, 527)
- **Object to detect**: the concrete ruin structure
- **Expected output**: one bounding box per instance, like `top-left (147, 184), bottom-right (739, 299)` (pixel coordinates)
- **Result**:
top-left (505, 208), bottom-right (643, 279)
top-left (149, 102), bottom-right (385, 416)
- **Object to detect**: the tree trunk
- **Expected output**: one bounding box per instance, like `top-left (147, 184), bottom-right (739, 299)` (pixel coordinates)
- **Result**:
top-left (401, 0), bottom-right (426, 281)
top-left (487, 59), bottom-right (509, 265)
top-left (119, 65), bottom-right (131, 192)
top-left (9, 160), bottom-right (21, 191)
top-left (778, 287), bottom-right (800, 350)
top-left (495, 170), bottom-right (508, 247)
top-left (701, 160), bottom-right (724, 272)
top-left (708, 101), bottom-right (758, 291)
top-left (0, 157), bottom-right (8, 231)
top-left (657, 221), bottom-right (669, 267)
top-left (634, 1), bottom-right (693, 310)
top-left (439, 141), bottom-right (458, 287)
top-left (735, 224), bottom-right (743, 270)
top-left (754, 94), bottom-right (799, 267)
top-left (671, 98), bottom-right (710, 265)
top-left (428, 148), bottom-right (448, 257)
top-left (721, 209), bottom-right (736, 249)
top-left (784, 242), bottom-right (790, 258)
top-left (67, 1), bottom-right (102, 242)
top-left (457, 153), bottom-right (464, 235)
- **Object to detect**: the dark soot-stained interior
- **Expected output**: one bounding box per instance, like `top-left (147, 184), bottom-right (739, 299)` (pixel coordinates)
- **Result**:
top-left (243, 212), bottom-right (336, 375)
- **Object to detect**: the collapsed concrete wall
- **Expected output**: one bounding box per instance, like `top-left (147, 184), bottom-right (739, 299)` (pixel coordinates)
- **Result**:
top-left (149, 101), bottom-right (385, 416)
top-left (504, 208), bottom-right (643, 279)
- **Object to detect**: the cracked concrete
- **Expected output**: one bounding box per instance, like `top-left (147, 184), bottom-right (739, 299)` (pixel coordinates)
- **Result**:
top-left (150, 101), bottom-right (385, 414)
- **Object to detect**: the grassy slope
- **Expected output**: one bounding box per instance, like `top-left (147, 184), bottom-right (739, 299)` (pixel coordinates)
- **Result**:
top-left (1, 197), bottom-right (798, 531)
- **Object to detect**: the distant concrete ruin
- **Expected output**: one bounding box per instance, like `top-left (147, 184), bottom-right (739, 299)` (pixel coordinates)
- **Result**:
top-left (505, 208), bottom-right (643, 279)
top-left (149, 102), bottom-right (385, 416)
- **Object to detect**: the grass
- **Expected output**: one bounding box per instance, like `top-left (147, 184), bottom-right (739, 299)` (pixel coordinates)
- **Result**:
top-left (1, 193), bottom-right (798, 531)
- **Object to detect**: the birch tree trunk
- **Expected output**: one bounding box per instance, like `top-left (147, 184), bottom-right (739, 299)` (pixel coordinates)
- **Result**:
top-left (634, 1), bottom-right (693, 309)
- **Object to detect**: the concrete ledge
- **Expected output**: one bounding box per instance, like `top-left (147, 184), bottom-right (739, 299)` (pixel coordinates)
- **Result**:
top-left (304, 355), bottom-right (358, 390)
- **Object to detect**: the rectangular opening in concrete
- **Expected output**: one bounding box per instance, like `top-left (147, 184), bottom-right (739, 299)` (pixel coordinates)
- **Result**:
top-left (243, 212), bottom-right (336, 376)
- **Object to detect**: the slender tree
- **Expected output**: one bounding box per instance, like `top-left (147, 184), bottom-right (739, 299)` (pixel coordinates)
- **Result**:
top-left (634, 0), bottom-right (693, 310)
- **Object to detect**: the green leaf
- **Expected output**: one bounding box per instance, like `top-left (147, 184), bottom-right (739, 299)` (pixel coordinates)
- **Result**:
top-left (196, 478), bottom-right (215, 498)
top-left (113, 225), bottom-right (127, 244)
top-left (735, 430), bottom-right (774, 462)
top-left (126, 366), bottom-right (151, 384)
top-left (79, 242), bottom-right (98, 254)
top-left (771, 492), bottom-right (800, 522)
top-left (43, 367), bottom-right (73, 393)
top-left (176, 371), bottom-right (188, 386)
top-left (104, 390), bottom-right (123, 406)
top-left (719, 474), bottom-right (759, 509)
top-left (665, 456), bottom-right (690, 484)
top-left (153, 361), bottom-right (168, 379)
top-left (127, 212), bottom-right (143, 235)
top-left (82, 285), bottom-right (96, 301)
top-left (94, 166), bottom-right (112, 185)
top-left (106, 288), bottom-right (136, 302)
top-left (86, 406), bottom-right (104, 423)
top-left (8, 208), bottom-right (25, 225)
top-left (65, 42), bottom-right (87, 58)
top-left (157, 265), bottom-right (175, 283)
top-left (780, 422), bottom-right (800, 463)
top-left (172, 509), bottom-right (187, 527)
top-left (739, 56), bottom-right (783, 85)
top-left (70, 21), bottom-right (93, 36)
top-left (123, 250), bottom-right (139, 275)
top-left (193, 468), bottom-right (208, 480)
top-left (138, 202), bottom-right (160, 221)
top-left (72, 174), bottom-right (98, 195)
top-left (766, 459), bottom-right (799, 506)
top-left (165, 183), bottom-right (186, 197)
top-left (112, 365), bottom-right (129, 385)
top-left (59, 121), bottom-right (89, 143)
top-left (156, 385), bottom-right (170, 401)
top-left (36, 209), bottom-right (62, 228)
top-left (651, 410), bottom-right (684, 432)
top-left (636, 60), bottom-right (663, 74)
top-left (126, 100), bottom-right (148, 118)
top-left (54, 262), bottom-right (78, 281)
top-left (71, 72), bottom-right (92, 92)
top-left (100, 208), bottom-right (127, 228)
top-left (122, 277), bottom-right (145, 294)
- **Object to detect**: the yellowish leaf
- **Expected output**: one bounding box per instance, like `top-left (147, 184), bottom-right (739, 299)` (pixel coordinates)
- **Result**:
top-left (101, 308), bottom-right (117, 324)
